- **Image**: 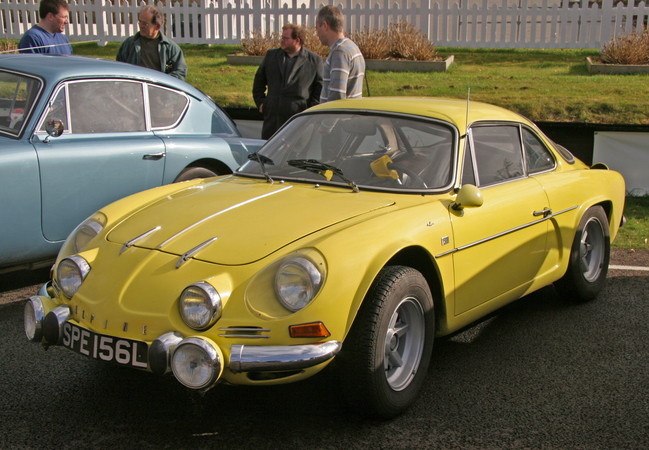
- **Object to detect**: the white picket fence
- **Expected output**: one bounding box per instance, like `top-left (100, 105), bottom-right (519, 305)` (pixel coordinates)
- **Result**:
top-left (1, 0), bottom-right (648, 49)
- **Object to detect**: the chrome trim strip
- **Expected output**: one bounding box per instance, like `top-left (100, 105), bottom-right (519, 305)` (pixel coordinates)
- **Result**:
top-left (176, 237), bottom-right (218, 268)
top-left (218, 327), bottom-right (271, 339)
top-left (120, 226), bottom-right (161, 254)
top-left (219, 334), bottom-right (271, 339)
top-left (219, 328), bottom-right (271, 332)
top-left (229, 340), bottom-right (342, 373)
top-left (435, 206), bottom-right (578, 258)
top-left (158, 186), bottom-right (292, 248)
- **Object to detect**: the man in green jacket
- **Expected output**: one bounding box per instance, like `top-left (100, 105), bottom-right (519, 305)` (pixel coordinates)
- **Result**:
top-left (116, 5), bottom-right (187, 81)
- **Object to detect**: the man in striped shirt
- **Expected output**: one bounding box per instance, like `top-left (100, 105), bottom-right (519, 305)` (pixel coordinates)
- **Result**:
top-left (316, 5), bottom-right (365, 103)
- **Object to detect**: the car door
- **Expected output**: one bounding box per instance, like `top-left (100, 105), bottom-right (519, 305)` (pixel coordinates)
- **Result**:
top-left (32, 79), bottom-right (166, 242)
top-left (451, 123), bottom-right (550, 315)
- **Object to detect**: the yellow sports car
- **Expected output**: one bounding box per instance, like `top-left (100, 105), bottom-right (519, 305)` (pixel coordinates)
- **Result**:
top-left (24, 98), bottom-right (625, 418)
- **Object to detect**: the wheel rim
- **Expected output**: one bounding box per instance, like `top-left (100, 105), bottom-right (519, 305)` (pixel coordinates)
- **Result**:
top-left (384, 297), bottom-right (425, 391)
top-left (579, 216), bottom-right (606, 282)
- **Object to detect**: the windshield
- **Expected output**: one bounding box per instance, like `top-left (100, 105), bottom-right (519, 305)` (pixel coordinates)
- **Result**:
top-left (0, 70), bottom-right (42, 137)
top-left (238, 113), bottom-right (456, 192)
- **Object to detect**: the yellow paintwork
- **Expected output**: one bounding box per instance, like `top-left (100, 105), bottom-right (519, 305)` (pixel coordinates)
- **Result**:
top-left (36, 97), bottom-right (626, 386)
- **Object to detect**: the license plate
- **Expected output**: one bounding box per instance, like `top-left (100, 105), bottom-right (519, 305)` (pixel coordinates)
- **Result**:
top-left (62, 322), bottom-right (148, 369)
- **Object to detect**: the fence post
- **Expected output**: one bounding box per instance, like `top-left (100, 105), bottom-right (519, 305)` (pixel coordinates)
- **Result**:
top-left (600, 0), bottom-right (612, 47)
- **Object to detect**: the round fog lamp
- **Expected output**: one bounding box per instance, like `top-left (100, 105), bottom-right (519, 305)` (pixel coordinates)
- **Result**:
top-left (171, 337), bottom-right (222, 390)
top-left (57, 255), bottom-right (90, 298)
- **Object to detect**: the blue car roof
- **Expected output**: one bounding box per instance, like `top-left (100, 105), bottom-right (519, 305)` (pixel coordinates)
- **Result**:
top-left (0, 54), bottom-right (206, 99)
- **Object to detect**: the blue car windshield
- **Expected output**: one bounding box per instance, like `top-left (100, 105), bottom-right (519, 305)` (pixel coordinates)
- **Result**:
top-left (0, 70), bottom-right (42, 137)
top-left (238, 112), bottom-right (456, 192)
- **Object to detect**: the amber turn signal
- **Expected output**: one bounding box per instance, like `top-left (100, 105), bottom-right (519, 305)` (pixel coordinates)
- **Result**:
top-left (289, 322), bottom-right (331, 338)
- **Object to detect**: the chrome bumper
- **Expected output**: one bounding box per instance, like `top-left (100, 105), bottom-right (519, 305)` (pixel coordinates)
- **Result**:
top-left (229, 341), bottom-right (342, 374)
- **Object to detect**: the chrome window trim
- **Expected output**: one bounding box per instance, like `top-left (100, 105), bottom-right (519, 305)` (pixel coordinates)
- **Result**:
top-left (435, 205), bottom-right (578, 258)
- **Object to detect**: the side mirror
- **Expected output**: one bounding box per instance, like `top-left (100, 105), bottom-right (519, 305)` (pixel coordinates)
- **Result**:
top-left (451, 184), bottom-right (483, 211)
top-left (45, 119), bottom-right (64, 138)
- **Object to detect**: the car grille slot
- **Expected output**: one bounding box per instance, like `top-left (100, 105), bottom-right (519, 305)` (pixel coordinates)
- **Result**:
top-left (218, 327), bottom-right (270, 339)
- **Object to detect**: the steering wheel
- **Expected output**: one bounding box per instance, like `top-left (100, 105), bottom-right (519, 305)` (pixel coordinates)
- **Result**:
top-left (388, 162), bottom-right (428, 188)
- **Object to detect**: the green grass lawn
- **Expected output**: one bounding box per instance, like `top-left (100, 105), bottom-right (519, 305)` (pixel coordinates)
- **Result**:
top-left (30, 42), bottom-right (649, 249)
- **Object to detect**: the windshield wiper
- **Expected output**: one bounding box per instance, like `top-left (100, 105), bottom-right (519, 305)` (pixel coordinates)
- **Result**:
top-left (287, 159), bottom-right (359, 193)
top-left (247, 152), bottom-right (274, 184)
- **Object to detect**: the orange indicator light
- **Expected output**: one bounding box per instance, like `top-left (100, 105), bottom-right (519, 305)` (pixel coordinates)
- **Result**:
top-left (289, 322), bottom-right (331, 338)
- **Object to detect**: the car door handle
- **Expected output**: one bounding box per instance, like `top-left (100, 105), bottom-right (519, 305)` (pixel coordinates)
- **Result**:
top-left (143, 152), bottom-right (166, 160)
top-left (533, 208), bottom-right (552, 218)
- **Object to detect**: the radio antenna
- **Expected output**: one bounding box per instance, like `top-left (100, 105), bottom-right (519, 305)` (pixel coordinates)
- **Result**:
top-left (464, 87), bottom-right (470, 138)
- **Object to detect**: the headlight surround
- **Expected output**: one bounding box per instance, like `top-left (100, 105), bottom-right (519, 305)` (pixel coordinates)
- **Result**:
top-left (56, 255), bottom-right (90, 298)
top-left (179, 282), bottom-right (222, 331)
top-left (72, 213), bottom-right (107, 253)
top-left (275, 256), bottom-right (324, 312)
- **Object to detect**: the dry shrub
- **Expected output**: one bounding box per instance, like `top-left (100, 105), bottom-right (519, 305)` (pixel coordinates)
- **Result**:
top-left (387, 21), bottom-right (438, 61)
top-left (240, 20), bottom-right (439, 61)
top-left (240, 26), bottom-right (328, 57)
top-left (303, 25), bottom-right (330, 58)
top-left (600, 27), bottom-right (649, 65)
top-left (350, 20), bottom-right (438, 61)
top-left (349, 27), bottom-right (390, 60)
top-left (240, 29), bottom-right (280, 56)
top-left (1, 39), bottom-right (18, 53)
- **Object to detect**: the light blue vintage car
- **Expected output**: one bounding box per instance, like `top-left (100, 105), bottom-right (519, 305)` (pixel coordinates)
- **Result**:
top-left (0, 54), bottom-right (264, 273)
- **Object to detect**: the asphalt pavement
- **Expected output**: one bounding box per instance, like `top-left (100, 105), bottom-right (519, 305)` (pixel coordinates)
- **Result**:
top-left (0, 251), bottom-right (647, 449)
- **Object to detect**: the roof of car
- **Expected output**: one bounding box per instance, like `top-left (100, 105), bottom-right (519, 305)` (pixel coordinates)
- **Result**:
top-left (307, 97), bottom-right (528, 132)
top-left (0, 54), bottom-right (205, 98)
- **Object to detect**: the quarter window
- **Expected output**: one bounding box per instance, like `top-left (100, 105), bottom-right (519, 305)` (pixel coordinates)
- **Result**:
top-left (148, 85), bottom-right (188, 129)
top-left (522, 128), bottom-right (555, 173)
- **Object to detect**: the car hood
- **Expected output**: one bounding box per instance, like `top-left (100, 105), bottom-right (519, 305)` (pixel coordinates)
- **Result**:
top-left (107, 177), bottom-right (395, 265)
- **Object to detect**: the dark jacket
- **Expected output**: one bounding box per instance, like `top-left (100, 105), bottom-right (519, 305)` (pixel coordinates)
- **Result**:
top-left (116, 31), bottom-right (188, 81)
top-left (252, 47), bottom-right (323, 139)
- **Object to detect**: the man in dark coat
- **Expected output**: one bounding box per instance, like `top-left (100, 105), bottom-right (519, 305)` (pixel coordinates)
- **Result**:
top-left (252, 24), bottom-right (323, 139)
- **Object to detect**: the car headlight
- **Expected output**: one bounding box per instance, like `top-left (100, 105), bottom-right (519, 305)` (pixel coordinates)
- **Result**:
top-left (275, 256), bottom-right (323, 312)
top-left (171, 337), bottom-right (222, 390)
top-left (179, 282), bottom-right (222, 330)
top-left (68, 213), bottom-right (107, 253)
top-left (56, 255), bottom-right (91, 298)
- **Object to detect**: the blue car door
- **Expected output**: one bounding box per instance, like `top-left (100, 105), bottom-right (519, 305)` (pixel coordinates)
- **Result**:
top-left (32, 79), bottom-right (166, 242)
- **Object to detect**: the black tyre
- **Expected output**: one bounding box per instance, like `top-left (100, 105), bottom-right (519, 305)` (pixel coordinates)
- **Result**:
top-left (173, 166), bottom-right (219, 183)
top-left (555, 205), bottom-right (610, 302)
top-left (338, 266), bottom-right (435, 419)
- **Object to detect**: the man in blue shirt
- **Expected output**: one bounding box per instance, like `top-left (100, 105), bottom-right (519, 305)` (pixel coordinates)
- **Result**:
top-left (19, 0), bottom-right (72, 55)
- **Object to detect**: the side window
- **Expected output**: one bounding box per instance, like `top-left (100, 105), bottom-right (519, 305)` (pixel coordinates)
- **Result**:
top-left (522, 128), bottom-right (555, 173)
top-left (39, 86), bottom-right (69, 133)
top-left (470, 125), bottom-right (524, 187)
top-left (68, 80), bottom-right (145, 133)
top-left (148, 85), bottom-right (188, 129)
